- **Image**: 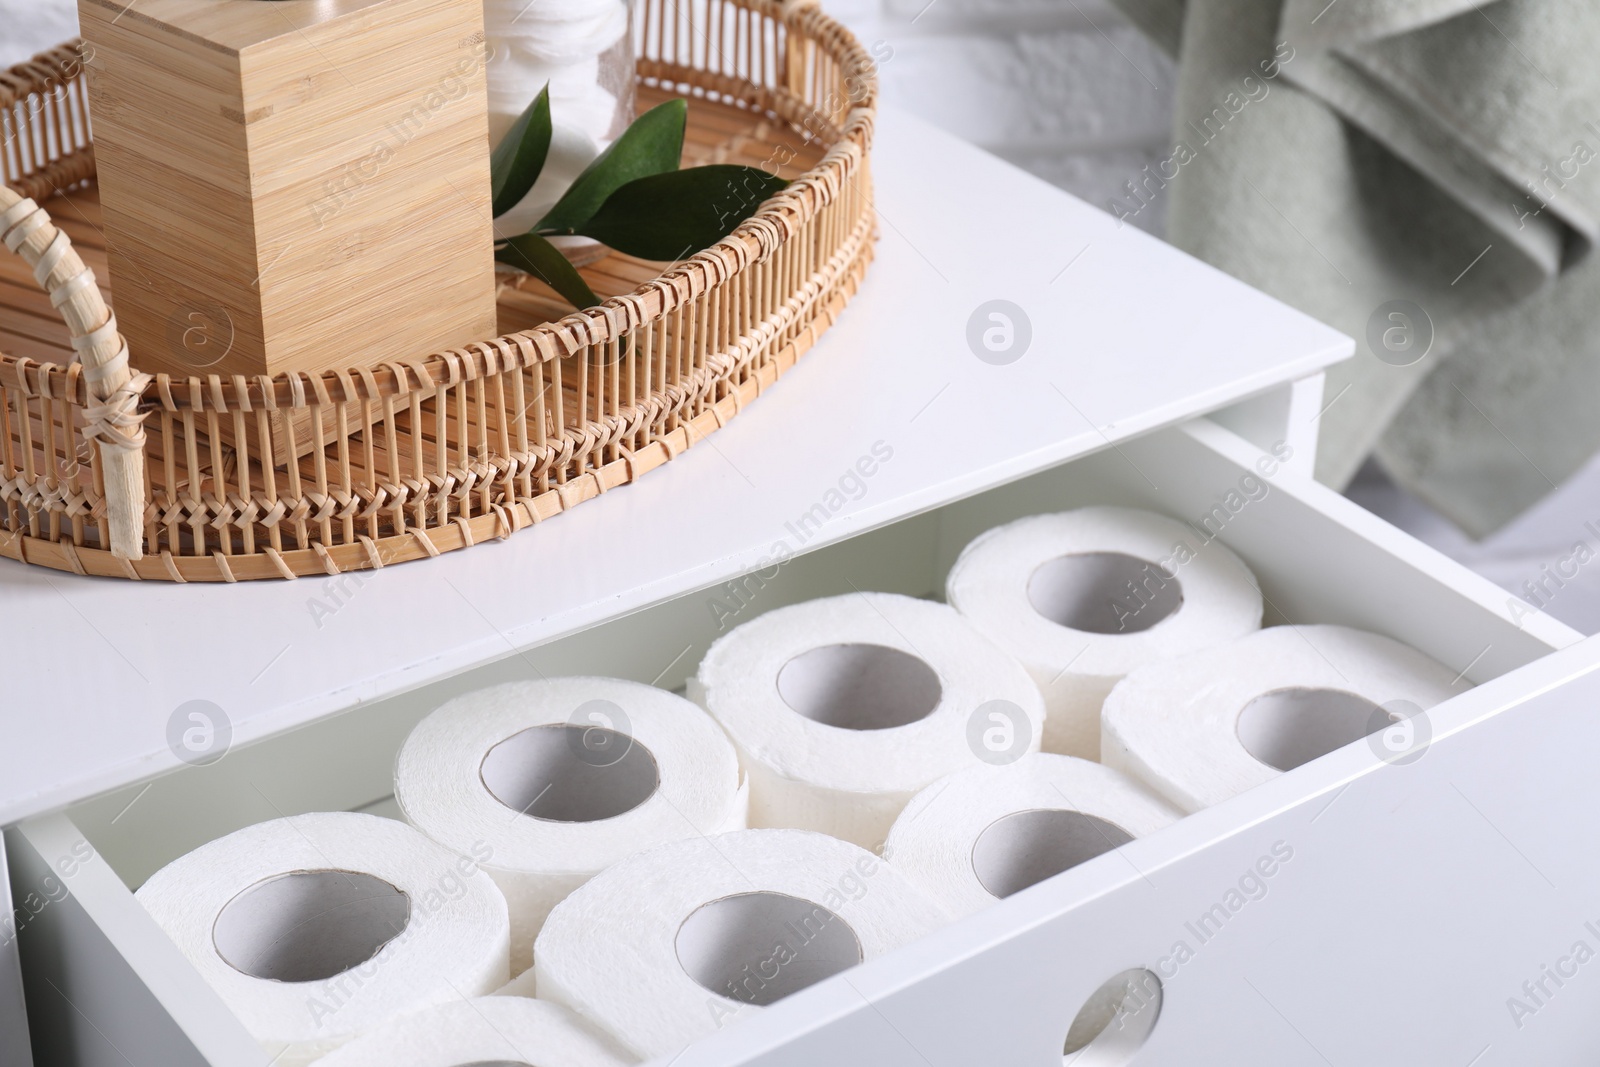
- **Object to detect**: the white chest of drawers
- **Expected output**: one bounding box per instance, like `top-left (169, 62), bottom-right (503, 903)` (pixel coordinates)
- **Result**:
top-left (4, 109), bottom-right (1592, 1067)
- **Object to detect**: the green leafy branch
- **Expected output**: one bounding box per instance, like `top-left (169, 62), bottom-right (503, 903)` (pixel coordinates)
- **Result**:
top-left (491, 87), bottom-right (790, 309)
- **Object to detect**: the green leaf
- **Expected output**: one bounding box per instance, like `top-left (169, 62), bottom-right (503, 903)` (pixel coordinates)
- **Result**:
top-left (497, 234), bottom-right (602, 309)
top-left (573, 166), bottom-right (790, 261)
top-left (536, 98), bottom-right (688, 234)
top-left (490, 85), bottom-right (553, 218)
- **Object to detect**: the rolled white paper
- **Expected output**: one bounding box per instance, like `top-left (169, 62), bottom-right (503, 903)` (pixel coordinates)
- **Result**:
top-left (396, 677), bottom-right (747, 975)
top-left (488, 123), bottom-right (607, 241)
top-left (484, 52), bottom-right (608, 145)
top-left (535, 828), bottom-right (949, 1059)
top-left (946, 507), bottom-right (1264, 758)
top-left (135, 812), bottom-right (509, 1067)
top-left (1102, 624), bottom-right (1463, 811)
top-left (885, 754), bottom-right (1181, 917)
top-left (690, 592), bottom-right (1047, 849)
top-left (496, 966), bottom-right (540, 998)
top-left (313, 995), bottom-right (632, 1067)
top-left (483, 0), bottom-right (628, 25)
top-left (487, 3), bottom-right (629, 62)
top-left (483, 0), bottom-right (628, 238)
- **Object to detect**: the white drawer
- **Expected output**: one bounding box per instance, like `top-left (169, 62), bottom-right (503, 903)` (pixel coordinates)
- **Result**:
top-left (10, 415), bottom-right (1594, 1067)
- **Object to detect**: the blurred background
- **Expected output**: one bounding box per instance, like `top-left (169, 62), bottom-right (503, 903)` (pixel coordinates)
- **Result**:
top-left (9, 0), bottom-right (1598, 632)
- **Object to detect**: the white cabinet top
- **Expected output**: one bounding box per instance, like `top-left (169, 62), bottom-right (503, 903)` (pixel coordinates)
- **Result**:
top-left (0, 109), bottom-right (1351, 825)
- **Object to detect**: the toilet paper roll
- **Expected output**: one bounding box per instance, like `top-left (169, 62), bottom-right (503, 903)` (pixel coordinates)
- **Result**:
top-left (484, 0), bottom-right (627, 239)
top-left (884, 754), bottom-right (1181, 918)
top-left (484, 0), bottom-right (628, 29)
top-left (946, 507), bottom-right (1264, 759)
top-left (691, 592), bottom-right (1047, 849)
top-left (1102, 624), bottom-right (1464, 811)
top-left (496, 966), bottom-right (540, 999)
top-left (485, 52), bottom-right (605, 123)
top-left (135, 812), bottom-right (509, 1067)
top-left (488, 4), bottom-right (629, 62)
top-left (490, 122), bottom-right (612, 241)
top-left (397, 677), bottom-right (747, 976)
top-left (535, 828), bottom-right (949, 1059)
top-left (488, 62), bottom-right (608, 133)
top-left (314, 995), bottom-right (631, 1067)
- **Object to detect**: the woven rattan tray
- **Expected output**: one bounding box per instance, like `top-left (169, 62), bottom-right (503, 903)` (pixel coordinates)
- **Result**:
top-left (0, 0), bottom-right (875, 580)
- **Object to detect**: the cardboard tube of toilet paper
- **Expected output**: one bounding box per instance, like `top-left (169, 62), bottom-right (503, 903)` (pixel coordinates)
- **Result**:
top-left (134, 812), bottom-right (510, 1067)
top-left (1102, 624), bottom-right (1464, 811)
top-left (534, 828), bottom-right (949, 1059)
top-left (313, 995), bottom-right (631, 1067)
top-left (884, 754), bottom-right (1181, 918)
top-left (396, 677), bottom-right (747, 976)
top-left (945, 507), bottom-right (1264, 759)
top-left (690, 592), bottom-right (1047, 849)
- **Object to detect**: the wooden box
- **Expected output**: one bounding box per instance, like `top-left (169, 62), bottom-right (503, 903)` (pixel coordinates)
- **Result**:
top-left (77, 0), bottom-right (499, 380)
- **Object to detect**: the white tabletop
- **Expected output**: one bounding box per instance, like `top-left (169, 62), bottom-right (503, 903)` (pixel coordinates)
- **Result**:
top-left (0, 108), bottom-right (1351, 825)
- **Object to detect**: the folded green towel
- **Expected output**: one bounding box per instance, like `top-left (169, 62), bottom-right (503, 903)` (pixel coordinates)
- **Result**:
top-left (1110, 0), bottom-right (1600, 537)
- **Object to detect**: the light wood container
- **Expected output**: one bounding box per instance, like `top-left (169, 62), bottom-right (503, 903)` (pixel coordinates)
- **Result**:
top-left (77, 0), bottom-right (499, 380)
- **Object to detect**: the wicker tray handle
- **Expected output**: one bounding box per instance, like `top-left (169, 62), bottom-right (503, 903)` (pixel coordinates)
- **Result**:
top-left (1, 187), bottom-right (147, 560)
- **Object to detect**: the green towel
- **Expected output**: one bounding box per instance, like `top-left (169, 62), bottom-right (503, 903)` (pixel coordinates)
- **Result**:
top-left (1108, 0), bottom-right (1600, 537)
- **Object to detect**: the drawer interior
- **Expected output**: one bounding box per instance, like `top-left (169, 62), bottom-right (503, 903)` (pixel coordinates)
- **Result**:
top-left (27, 416), bottom-right (1577, 1065)
top-left (62, 417), bottom-right (1573, 887)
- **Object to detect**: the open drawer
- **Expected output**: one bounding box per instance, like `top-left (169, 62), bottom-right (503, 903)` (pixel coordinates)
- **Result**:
top-left (11, 414), bottom-right (1596, 1067)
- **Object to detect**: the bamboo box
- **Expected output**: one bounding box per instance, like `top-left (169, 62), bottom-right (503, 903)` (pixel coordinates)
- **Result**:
top-left (77, 0), bottom-right (500, 381)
